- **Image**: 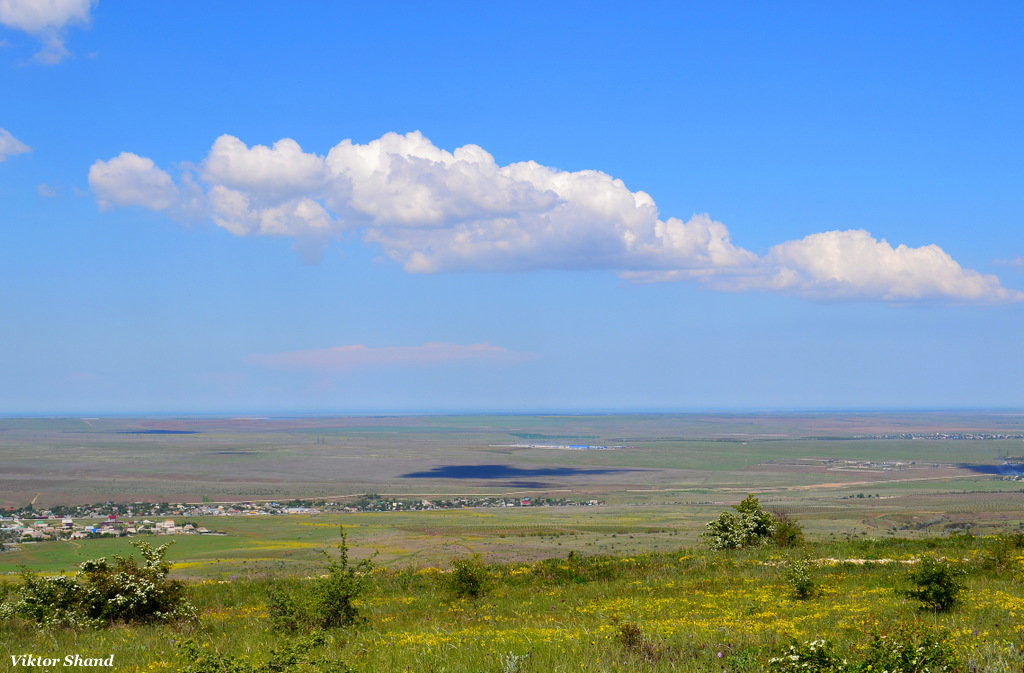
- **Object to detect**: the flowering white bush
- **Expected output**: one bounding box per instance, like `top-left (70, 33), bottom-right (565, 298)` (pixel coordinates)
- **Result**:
top-left (767, 638), bottom-right (846, 673)
top-left (0, 540), bottom-right (194, 627)
top-left (702, 494), bottom-right (776, 550)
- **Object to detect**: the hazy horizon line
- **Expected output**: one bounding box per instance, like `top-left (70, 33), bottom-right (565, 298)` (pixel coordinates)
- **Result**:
top-left (3, 406), bottom-right (1024, 419)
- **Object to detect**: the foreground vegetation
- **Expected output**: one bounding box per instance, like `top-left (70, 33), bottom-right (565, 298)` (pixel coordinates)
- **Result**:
top-left (3, 526), bottom-right (1023, 672)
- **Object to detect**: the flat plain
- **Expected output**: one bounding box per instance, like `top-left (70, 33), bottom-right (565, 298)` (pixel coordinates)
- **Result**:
top-left (2, 413), bottom-right (1023, 575)
top-left (3, 413), bottom-right (1024, 672)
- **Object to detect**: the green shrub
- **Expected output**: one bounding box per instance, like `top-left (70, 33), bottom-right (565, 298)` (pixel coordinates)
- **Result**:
top-left (784, 557), bottom-right (817, 600)
top-left (772, 512), bottom-right (806, 548)
top-left (860, 623), bottom-right (960, 673)
top-left (0, 540), bottom-right (194, 627)
top-left (767, 638), bottom-right (845, 673)
top-left (616, 622), bottom-right (662, 663)
top-left (768, 625), bottom-right (960, 673)
top-left (901, 556), bottom-right (965, 612)
top-left (447, 555), bottom-right (489, 598)
top-left (175, 632), bottom-right (351, 673)
top-left (309, 528), bottom-right (373, 628)
top-left (267, 584), bottom-right (301, 634)
top-left (267, 527), bottom-right (372, 632)
top-left (703, 494), bottom-right (776, 550)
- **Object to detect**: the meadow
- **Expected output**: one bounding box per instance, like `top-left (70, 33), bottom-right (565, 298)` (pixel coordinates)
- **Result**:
top-left (2, 413), bottom-right (1024, 671)
top-left (2, 529), bottom-right (1023, 672)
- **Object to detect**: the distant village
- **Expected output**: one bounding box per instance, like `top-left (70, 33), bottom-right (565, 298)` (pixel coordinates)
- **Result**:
top-left (1, 495), bottom-right (604, 546)
top-left (1, 515), bottom-right (223, 543)
top-left (856, 432), bottom-right (1024, 440)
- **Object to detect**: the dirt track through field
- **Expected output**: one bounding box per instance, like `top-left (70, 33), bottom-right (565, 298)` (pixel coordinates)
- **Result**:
top-left (725, 474), bottom-right (973, 493)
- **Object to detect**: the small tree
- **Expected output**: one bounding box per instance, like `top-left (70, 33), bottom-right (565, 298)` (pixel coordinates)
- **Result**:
top-left (309, 527), bottom-right (374, 628)
top-left (703, 495), bottom-right (776, 550)
top-left (783, 557), bottom-right (817, 600)
top-left (268, 527), bottom-right (373, 632)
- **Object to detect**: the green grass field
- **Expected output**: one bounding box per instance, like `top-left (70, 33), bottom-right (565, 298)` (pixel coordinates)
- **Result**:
top-left (2, 531), bottom-right (1023, 672)
top-left (5, 487), bottom-right (1024, 579)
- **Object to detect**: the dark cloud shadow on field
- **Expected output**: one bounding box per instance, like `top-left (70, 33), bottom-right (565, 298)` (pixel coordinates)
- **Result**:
top-left (400, 464), bottom-right (641, 481)
top-left (959, 463), bottom-right (1024, 475)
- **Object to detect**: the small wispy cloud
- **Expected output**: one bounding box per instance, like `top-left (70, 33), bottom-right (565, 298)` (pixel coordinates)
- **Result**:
top-left (994, 256), bottom-right (1024, 270)
top-left (252, 342), bottom-right (537, 371)
top-left (36, 182), bottom-right (58, 197)
top-left (0, 0), bottom-right (96, 64)
top-left (0, 127), bottom-right (30, 162)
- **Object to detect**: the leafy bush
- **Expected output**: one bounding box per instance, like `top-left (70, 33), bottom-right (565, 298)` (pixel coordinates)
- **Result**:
top-left (616, 622), bottom-right (662, 663)
top-left (176, 632), bottom-right (352, 673)
top-left (860, 623), bottom-right (960, 673)
top-left (267, 527), bottom-right (373, 631)
top-left (0, 540), bottom-right (194, 627)
top-left (901, 556), bottom-right (965, 612)
top-left (267, 584), bottom-right (301, 633)
top-left (784, 557), bottom-right (817, 599)
top-left (447, 555), bottom-right (489, 598)
top-left (703, 494), bottom-right (777, 550)
top-left (768, 625), bottom-right (960, 673)
top-left (767, 638), bottom-right (845, 673)
top-left (772, 512), bottom-right (806, 548)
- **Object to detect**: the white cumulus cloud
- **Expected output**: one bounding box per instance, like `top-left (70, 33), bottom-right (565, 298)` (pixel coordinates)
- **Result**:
top-left (88, 152), bottom-right (180, 212)
top-left (88, 131), bottom-right (1023, 303)
top-left (710, 230), bottom-right (1023, 302)
top-left (0, 0), bottom-right (95, 63)
top-left (0, 127), bottom-right (30, 161)
top-left (253, 342), bottom-right (536, 371)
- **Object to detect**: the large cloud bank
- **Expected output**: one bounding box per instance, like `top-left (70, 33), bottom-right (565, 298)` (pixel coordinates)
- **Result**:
top-left (89, 131), bottom-right (1022, 303)
top-left (0, 0), bottom-right (95, 63)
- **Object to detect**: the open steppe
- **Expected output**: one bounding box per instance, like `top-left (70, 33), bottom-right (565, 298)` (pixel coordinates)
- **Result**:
top-left (3, 413), bottom-right (1023, 672)
top-left (3, 413), bottom-right (1023, 504)
top-left (3, 413), bottom-right (1024, 572)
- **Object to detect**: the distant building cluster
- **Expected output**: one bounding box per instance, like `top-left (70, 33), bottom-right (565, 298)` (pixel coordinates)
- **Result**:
top-left (490, 443), bottom-right (623, 450)
top-left (5, 495), bottom-right (604, 521)
top-left (0, 515), bottom-right (222, 543)
top-left (857, 432), bottom-right (1024, 440)
top-left (0, 495), bottom-right (605, 549)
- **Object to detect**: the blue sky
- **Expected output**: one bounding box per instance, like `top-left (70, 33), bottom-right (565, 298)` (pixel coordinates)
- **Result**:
top-left (1, 2), bottom-right (1023, 413)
